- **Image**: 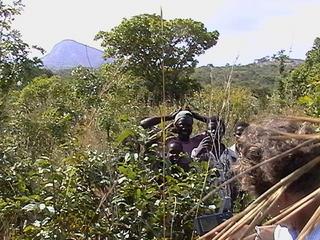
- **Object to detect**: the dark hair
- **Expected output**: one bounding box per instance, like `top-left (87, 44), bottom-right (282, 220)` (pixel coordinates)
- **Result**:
top-left (236, 118), bottom-right (320, 196)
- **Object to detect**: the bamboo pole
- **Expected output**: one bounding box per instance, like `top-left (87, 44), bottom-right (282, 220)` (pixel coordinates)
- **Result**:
top-left (265, 186), bottom-right (320, 225)
top-left (297, 204), bottom-right (320, 240)
top-left (199, 155), bottom-right (320, 240)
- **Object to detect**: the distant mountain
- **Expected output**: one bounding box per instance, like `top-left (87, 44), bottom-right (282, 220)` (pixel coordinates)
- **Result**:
top-left (42, 39), bottom-right (112, 70)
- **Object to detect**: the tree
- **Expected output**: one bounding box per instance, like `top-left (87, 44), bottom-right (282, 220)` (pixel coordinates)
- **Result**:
top-left (0, 0), bottom-right (49, 95)
top-left (96, 14), bottom-right (219, 102)
top-left (279, 38), bottom-right (320, 115)
top-left (272, 50), bottom-right (289, 76)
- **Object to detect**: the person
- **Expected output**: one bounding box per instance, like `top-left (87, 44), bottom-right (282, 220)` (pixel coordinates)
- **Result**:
top-left (167, 140), bottom-right (190, 172)
top-left (229, 121), bottom-right (249, 156)
top-left (202, 117), bottom-right (320, 240)
top-left (191, 116), bottom-right (237, 167)
top-left (140, 108), bottom-right (207, 156)
top-left (191, 116), bottom-right (237, 208)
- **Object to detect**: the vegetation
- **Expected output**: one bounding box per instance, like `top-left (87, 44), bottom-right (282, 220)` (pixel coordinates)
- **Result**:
top-left (0, 1), bottom-right (319, 239)
top-left (191, 57), bottom-right (303, 99)
top-left (0, 0), bottom-right (51, 94)
top-left (96, 14), bottom-right (219, 103)
top-left (279, 38), bottom-right (320, 115)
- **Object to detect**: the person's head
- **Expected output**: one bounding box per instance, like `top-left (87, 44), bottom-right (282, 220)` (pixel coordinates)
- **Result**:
top-left (234, 121), bottom-right (249, 141)
top-left (167, 140), bottom-right (183, 162)
top-left (174, 110), bottom-right (193, 141)
top-left (236, 118), bottom-right (320, 198)
top-left (207, 116), bottom-right (226, 141)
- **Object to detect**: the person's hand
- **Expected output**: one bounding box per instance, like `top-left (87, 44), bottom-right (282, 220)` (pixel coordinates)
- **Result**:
top-left (167, 108), bottom-right (182, 120)
top-left (185, 106), bottom-right (207, 123)
top-left (195, 136), bottom-right (213, 155)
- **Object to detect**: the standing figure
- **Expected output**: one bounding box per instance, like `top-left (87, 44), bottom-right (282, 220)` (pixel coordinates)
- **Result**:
top-left (140, 109), bottom-right (207, 156)
top-left (192, 116), bottom-right (237, 209)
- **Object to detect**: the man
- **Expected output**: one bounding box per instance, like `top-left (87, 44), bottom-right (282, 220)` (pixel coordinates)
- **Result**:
top-left (191, 116), bottom-right (236, 164)
top-left (229, 121), bottom-right (249, 156)
top-left (191, 116), bottom-right (237, 207)
top-left (140, 108), bottom-right (207, 156)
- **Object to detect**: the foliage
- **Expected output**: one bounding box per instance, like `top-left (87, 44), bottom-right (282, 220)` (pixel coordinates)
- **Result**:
top-left (96, 14), bottom-right (219, 102)
top-left (191, 58), bottom-right (302, 94)
top-left (0, 0), bottom-right (51, 94)
top-left (2, 2), bottom-right (317, 239)
top-left (279, 38), bottom-right (320, 116)
top-left (0, 76), bottom-right (221, 239)
top-left (0, 59), bottom-right (259, 239)
top-left (188, 86), bottom-right (258, 142)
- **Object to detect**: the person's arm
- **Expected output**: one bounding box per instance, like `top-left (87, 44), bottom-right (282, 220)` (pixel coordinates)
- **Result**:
top-left (191, 111), bottom-right (208, 123)
top-left (185, 106), bottom-right (208, 123)
top-left (140, 108), bottom-right (181, 129)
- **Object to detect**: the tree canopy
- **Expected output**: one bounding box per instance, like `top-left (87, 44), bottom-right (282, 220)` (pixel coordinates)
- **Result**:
top-left (279, 38), bottom-right (320, 115)
top-left (0, 0), bottom-right (50, 94)
top-left (96, 14), bottom-right (219, 102)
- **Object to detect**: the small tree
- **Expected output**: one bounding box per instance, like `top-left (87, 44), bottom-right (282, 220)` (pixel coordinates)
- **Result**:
top-left (279, 38), bottom-right (320, 115)
top-left (96, 14), bottom-right (219, 103)
top-left (0, 0), bottom-right (48, 94)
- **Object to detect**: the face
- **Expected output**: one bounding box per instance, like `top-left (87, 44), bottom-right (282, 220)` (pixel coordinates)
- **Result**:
top-left (207, 120), bottom-right (225, 140)
top-left (175, 116), bottom-right (193, 139)
top-left (168, 142), bottom-right (183, 162)
top-left (235, 125), bottom-right (246, 141)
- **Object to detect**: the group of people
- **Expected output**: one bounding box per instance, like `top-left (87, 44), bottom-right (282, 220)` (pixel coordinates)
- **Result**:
top-left (141, 109), bottom-right (320, 239)
top-left (140, 108), bottom-right (245, 170)
top-left (141, 108), bottom-right (248, 211)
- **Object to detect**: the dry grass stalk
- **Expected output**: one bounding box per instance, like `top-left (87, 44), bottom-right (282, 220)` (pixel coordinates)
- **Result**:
top-left (271, 131), bottom-right (320, 140)
top-left (265, 186), bottom-right (320, 225)
top-left (212, 201), bottom-right (264, 239)
top-left (238, 187), bottom-right (285, 239)
top-left (199, 204), bottom-right (255, 239)
top-left (284, 116), bottom-right (320, 124)
top-left (297, 204), bottom-right (320, 240)
top-left (200, 155), bottom-right (320, 239)
top-left (201, 196), bottom-right (272, 240)
top-left (214, 199), bottom-right (268, 240)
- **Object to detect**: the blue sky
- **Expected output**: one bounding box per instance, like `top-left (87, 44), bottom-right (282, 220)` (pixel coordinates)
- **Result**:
top-left (10, 0), bottom-right (320, 66)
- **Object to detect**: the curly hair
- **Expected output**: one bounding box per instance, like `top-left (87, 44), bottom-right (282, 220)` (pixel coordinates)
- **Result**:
top-left (235, 118), bottom-right (320, 196)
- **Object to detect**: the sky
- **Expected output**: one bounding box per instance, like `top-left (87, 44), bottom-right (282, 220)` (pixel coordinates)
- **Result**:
top-left (9, 0), bottom-right (320, 66)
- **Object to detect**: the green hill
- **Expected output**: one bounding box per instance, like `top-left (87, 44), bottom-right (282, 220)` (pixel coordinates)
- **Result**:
top-left (191, 58), bottom-right (304, 95)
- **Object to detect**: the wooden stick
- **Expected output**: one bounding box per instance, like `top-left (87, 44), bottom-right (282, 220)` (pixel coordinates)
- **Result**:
top-left (265, 187), bottom-right (320, 225)
top-left (239, 188), bottom-right (284, 239)
top-left (298, 204), bottom-right (320, 239)
top-left (200, 155), bottom-right (320, 239)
